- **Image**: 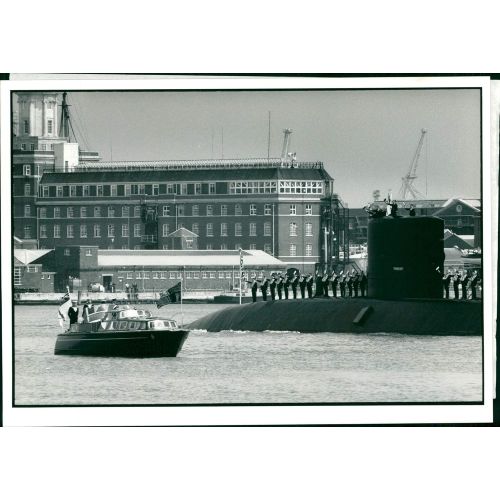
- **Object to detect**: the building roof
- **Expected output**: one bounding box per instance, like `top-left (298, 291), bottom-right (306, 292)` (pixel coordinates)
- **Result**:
top-left (40, 166), bottom-right (330, 184)
top-left (97, 249), bottom-right (286, 268)
top-left (13, 249), bottom-right (52, 265)
top-left (167, 227), bottom-right (198, 238)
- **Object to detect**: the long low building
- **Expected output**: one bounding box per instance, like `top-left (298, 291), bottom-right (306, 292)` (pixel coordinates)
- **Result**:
top-left (53, 246), bottom-right (287, 293)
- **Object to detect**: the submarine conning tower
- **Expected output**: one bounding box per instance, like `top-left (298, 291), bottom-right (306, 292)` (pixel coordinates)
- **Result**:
top-left (367, 216), bottom-right (444, 299)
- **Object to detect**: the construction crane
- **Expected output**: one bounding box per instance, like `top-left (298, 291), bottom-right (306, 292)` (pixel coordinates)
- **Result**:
top-left (398, 128), bottom-right (427, 200)
top-left (280, 128), bottom-right (293, 166)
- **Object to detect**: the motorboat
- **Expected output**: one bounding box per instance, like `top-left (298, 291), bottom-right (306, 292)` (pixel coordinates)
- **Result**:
top-left (54, 303), bottom-right (189, 357)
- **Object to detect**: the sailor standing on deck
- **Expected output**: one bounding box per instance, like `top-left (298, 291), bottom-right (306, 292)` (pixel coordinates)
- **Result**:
top-left (352, 271), bottom-right (359, 297)
top-left (247, 274), bottom-right (260, 302)
top-left (306, 274), bottom-right (314, 299)
top-left (68, 300), bottom-right (79, 325)
top-left (339, 271), bottom-right (346, 297)
top-left (277, 274), bottom-right (284, 300)
top-left (346, 273), bottom-right (353, 297)
top-left (314, 270), bottom-right (323, 297)
top-left (291, 271), bottom-right (299, 299)
top-left (330, 270), bottom-right (338, 298)
top-left (461, 271), bottom-right (469, 300)
top-left (359, 271), bottom-right (367, 297)
top-left (299, 274), bottom-right (306, 299)
top-left (283, 274), bottom-right (290, 300)
top-left (260, 276), bottom-right (270, 301)
top-left (452, 269), bottom-right (460, 299)
top-left (442, 270), bottom-right (452, 299)
top-left (269, 274), bottom-right (277, 301)
top-left (322, 271), bottom-right (330, 298)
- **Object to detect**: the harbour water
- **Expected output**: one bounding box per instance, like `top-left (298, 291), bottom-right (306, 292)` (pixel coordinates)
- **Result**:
top-left (13, 304), bottom-right (482, 405)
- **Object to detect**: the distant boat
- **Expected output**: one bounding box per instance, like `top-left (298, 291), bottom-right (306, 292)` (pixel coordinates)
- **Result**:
top-left (55, 303), bottom-right (189, 357)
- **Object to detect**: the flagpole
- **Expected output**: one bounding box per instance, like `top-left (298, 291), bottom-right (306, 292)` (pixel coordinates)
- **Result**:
top-left (181, 269), bottom-right (184, 327)
top-left (239, 248), bottom-right (243, 305)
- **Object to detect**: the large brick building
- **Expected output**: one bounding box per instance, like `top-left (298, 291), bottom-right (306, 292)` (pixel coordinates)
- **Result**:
top-left (34, 158), bottom-right (348, 273)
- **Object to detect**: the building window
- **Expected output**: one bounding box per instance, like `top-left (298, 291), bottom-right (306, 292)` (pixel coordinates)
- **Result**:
top-left (67, 207), bottom-right (74, 218)
top-left (108, 206), bottom-right (115, 218)
top-left (21, 143), bottom-right (26, 151)
top-left (23, 225), bottom-right (31, 238)
top-left (80, 225), bottom-right (87, 238)
top-left (221, 205), bottom-right (227, 216)
top-left (24, 120), bottom-right (29, 134)
top-left (305, 204), bottom-right (312, 215)
top-left (167, 183), bottom-right (176, 194)
top-left (134, 206), bottom-right (141, 217)
top-left (24, 205), bottom-right (31, 217)
top-left (290, 204), bottom-right (296, 215)
top-left (54, 207), bottom-right (60, 218)
top-left (108, 224), bottom-right (114, 237)
top-left (54, 225), bottom-right (61, 238)
top-left (23, 164), bottom-right (31, 176)
top-left (221, 243), bottom-right (228, 250)
top-left (289, 222), bottom-right (297, 236)
top-left (94, 225), bottom-right (101, 238)
top-left (206, 223), bottom-right (213, 237)
top-left (306, 243), bottom-right (313, 257)
top-left (41, 144), bottom-right (47, 151)
top-left (163, 205), bottom-right (170, 216)
top-left (97, 185), bottom-right (103, 197)
top-left (55, 185), bottom-right (63, 197)
top-left (235, 244), bottom-right (241, 250)
top-left (94, 206), bottom-right (101, 218)
top-left (162, 224), bottom-right (169, 237)
top-left (152, 184), bottom-right (159, 196)
top-left (30, 143), bottom-right (35, 151)
top-left (47, 119), bottom-right (53, 134)
top-left (191, 204), bottom-right (199, 216)
top-left (186, 239), bottom-right (193, 249)
top-left (206, 244), bottom-right (213, 250)
top-left (14, 267), bottom-right (22, 286)
top-left (305, 222), bottom-right (313, 236)
top-left (264, 222), bottom-right (271, 236)
top-left (67, 225), bottom-right (74, 238)
top-left (250, 204), bottom-right (257, 215)
top-left (122, 224), bottom-right (129, 237)
top-left (264, 243), bottom-right (272, 254)
top-left (249, 223), bottom-right (257, 236)
top-left (195, 183), bottom-right (202, 194)
top-left (111, 185), bottom-right (118, 197)
top-left (85, 249), bottom-right (93, 256)
top-left (206, 205), bottom-right (213, 216)
top-left (235, 204), bottom-right (242, 216)
top-left (152, 272), bottom-right (159, 279)
top-left (209, 183), bottom-right (216, 194)
top-left (39, 225), bottom-right (47, 238)
top-left (290, 244), bottom-right (297, 257)
top-left (122, 206), bottom-right (129, 217)
top-left (69, 185), bottom-right (76, 197)
top-left (50, 144), bottom-right (55, 151)
top-left (134, 224), bottom-right (141, 237)
top-left (192, 223), bottom-right (199, 235)
top-left (82, 185), bottom-right (90, 197)
top-left (221, 223), bottom-right (228, 236)
top-left (25, 183), bottom-right (31, 196)
top-left (249, 244), bottom-right (257, 250)
top-left (42, 186), bottom-right (49, 197)
top-left (138, 184), bottom-right (145, 195)
top-left (180, 183), bottom-right (187, 195)
top-left (143, 272), bottom-right (150, 279)
top-left (235, 223), bottom-right (242, 236)
top-left (264, 204), bottom-right (271, 215)
top-left (39, 207), bottom-right (46, 218)
top-left (80, 207), bottom-right (87, 218)
top-left (177, 205), bottom-right (185, 216)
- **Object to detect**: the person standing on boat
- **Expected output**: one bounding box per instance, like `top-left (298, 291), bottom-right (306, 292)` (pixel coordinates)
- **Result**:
top-left (306, 274), bottom-right (314, 299)
top-left (260, 276), bottom-right (270, 301)
top-left (269, 274), bottom-right (277, 301)
top-left (442, 270), bottom-right (452, 299)
top-left (276, 274), bottom-right (284, 300)
top-left (359, 271), bottom-right (367, 297)
top-left (330, 270), bottom-right (338, 298)
top-left (291, 271), bottom-right (299, 299)
top-left (322, 271), bottom-right (330, 298)
top-left (314, 270), bottom-right (323, 297)
top-left (339, 271), bottom-right (346, 298)
top-left (247, 274), bottom-right (260, 302)
top-left (82, 301), bottom-right (90, 323)
top-left (299, 274), bottom-right (306, 299)
top-left (352, 271), bottom-right (359, 297)
top-left (470, 270), bottom-right (479, 300)
top-left (87, 299), bottom-right (95, 314)
top-left (68, 300), bottom-right (79, 325)
top-left (346, 273), bottom-right (353, 297)
top-left (452, 269), bottom-right (460, 299)
top-left (283, 274), bottom-right (290, 300)
top-left (461, 271), bottom-right (469, 300)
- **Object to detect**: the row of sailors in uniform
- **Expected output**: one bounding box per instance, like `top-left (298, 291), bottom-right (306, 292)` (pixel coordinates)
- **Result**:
top-left (442, 269), bottom-right (481, 300)
top-left (246, 270), bottom-right (367, 302)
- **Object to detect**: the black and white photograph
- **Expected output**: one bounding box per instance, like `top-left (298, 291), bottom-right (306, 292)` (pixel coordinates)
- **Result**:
top-left (1, 76), bottom-right (494, 427)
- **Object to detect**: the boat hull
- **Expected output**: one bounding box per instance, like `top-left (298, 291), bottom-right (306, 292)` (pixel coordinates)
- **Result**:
top-left (54, 329), bottom-right (189, 357)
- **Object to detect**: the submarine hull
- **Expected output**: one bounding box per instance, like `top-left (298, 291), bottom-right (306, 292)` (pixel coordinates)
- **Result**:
top-left (189, 298), bottom-right (482, 336)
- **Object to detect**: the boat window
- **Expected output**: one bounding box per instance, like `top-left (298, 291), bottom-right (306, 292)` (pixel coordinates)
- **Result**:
top-left (128, 322), bottom-right (137, 330)
top-left (139, 322), bottom-right (146, 330)
top-left (118, 321), bottom-right (128, 329)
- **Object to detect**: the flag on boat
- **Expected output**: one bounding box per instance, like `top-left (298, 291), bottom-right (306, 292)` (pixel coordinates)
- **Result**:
top-left (57, 290), bottom-right (71, 330)
top-left (156, 282), bottom-right (182, 308)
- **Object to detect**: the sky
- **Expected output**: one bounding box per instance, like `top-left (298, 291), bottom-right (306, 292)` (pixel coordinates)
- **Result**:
top-left (62, 88), bottom-right (481, 208)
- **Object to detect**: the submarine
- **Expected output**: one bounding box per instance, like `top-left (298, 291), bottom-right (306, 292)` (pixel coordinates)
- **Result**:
top-left (189, 216), bottom-right (482, 336)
